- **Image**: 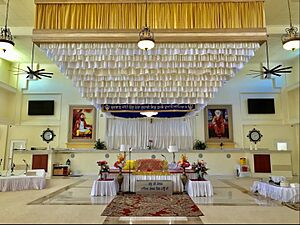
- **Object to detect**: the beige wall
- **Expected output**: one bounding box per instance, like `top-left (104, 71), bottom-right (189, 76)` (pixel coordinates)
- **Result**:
top-left (0, 54), bottom-right (299, 176)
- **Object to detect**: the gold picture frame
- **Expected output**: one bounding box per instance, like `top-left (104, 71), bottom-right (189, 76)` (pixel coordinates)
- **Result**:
top-left (68, 105), bottom-right (96, 143)
top-left (204, 105), bottom-right (233, 143)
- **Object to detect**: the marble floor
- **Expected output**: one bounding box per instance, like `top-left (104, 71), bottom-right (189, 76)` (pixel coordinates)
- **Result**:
top-left (0, 175), bottom-right (299, 224)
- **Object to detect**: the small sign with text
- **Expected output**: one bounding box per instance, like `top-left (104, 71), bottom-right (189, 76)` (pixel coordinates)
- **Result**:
top-left (135, 180), bottom-right (173, 195)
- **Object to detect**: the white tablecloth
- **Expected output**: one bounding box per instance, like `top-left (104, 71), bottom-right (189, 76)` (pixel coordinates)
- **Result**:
top-left (187, 180), bottom-right (214, 197)
top-left (269, 176), bottom-right (286, 183)
top-left (90, 179), bottom-right (117, 196)
top-left (0, 170), bottom-right (46, 192)
top-left (109, 173), bottom-right (197, 193)
top-left (251, 181), bottom-right (300, 203)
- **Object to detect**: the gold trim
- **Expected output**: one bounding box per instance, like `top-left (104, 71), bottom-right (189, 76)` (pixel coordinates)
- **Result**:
top-left (35, 0), bottom-right (265, 4)
top-left (32, 28), bottom-right (267, 44)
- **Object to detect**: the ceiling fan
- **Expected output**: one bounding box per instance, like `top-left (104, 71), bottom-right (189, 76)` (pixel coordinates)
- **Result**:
top-left (11, 43), bottom-right (53, 80)
top-left (246, 40), bottom-right (292, 79)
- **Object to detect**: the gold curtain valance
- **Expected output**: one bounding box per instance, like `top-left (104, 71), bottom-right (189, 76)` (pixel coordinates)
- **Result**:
top-left (35, 2), bottom-right (265, 30)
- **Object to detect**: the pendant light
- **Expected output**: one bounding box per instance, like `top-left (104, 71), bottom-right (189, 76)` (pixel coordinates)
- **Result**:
top-left (137, 0), bottom-right (155, 51)
top-left (0, 0), bottom-right (15, 52)
top-left (281, 0), bottom-right (300, 51)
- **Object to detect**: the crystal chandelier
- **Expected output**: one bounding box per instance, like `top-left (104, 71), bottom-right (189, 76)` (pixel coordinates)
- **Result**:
top-left (0, 0), bottom-right (15, 52)
top-left (281, 0), bottom-right (300, 51)
top-left (137, 0), bottom-right (155, 51)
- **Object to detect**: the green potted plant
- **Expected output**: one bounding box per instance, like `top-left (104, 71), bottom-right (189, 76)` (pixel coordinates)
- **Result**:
top-left (94, 139), bottom-right (107, 150)
top-left (193, 139), bottom-right (207, 150)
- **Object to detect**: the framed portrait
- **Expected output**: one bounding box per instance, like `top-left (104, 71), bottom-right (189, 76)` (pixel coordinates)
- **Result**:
top-left (68, 105), bottom-right (96, 142)
top-left (204, 105), bottom-right (233, 143)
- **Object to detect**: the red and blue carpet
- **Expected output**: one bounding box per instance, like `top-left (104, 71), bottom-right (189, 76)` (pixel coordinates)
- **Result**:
top-left (101, 193), bottom-right (204, 217)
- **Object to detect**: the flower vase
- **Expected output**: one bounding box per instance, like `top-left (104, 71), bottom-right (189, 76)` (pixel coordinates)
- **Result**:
top-left (99, 170), bottom-right (103, 180)
top-left (116, 172), bottom-right (124, 194)
top-left (180, 168), bottom-right (188, 193)
top-left (103, 172), bottom-right (108, 180)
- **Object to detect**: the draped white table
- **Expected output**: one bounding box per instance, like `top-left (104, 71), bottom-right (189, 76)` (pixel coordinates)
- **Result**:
top-left (251, 181), bottom-right (300, 203)
top-left (90, 179), bottom-right (117, 196)
top-left (0, 170), bottom-right (46, 192)
top-left (187, 179), bottom-right (214, 197)
top-left (109, 173), bottom-right (197, 193)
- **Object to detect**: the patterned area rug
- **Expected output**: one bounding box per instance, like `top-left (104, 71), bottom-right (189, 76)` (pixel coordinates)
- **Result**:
top-left (101, 193), bottom-right (204, 217)
top-left (282, 202), bottom-right (300, 211)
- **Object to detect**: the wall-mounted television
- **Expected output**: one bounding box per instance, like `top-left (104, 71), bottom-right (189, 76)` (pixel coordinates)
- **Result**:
top-left (247, 98), bottom-right (275, 114)
top-left (28, 100), bottom-right (55, 115)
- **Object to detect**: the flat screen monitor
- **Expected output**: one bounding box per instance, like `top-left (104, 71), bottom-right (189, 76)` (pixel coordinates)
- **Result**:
top-left (247, 98), bottom-right (275, 114)
top-left (28, 100), bottom-right (55, 115)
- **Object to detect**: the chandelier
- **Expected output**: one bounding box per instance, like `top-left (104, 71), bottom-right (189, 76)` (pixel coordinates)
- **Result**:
top-left (137, 0), bottom-right (155, 51)
top-left (0, 0), bottom-right (15, 52)
top-left (281, 0), bottom-right (300, 51)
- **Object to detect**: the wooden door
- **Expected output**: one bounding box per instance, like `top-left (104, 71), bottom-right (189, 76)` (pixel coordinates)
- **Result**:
top-left (253, 154), bottom-right (271, 173)
top-left (32, 154), bottom-right (48, 172)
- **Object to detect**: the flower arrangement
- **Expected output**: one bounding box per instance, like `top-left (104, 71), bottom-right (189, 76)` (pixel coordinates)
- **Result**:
top-left (97, 160), bottom-right (110, 180)
top-left (192, 160), bottom-right (209, 180)
top-left (97, 160), bottom-right (109, 171)
top-left (177, 154), bottom-right (190, 172)
top-left (114, 153), bottom-right (126, 172)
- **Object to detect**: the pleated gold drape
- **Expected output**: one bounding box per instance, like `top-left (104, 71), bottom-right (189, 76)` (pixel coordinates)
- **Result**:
top-left (35, 2), bottom-right (265, 30)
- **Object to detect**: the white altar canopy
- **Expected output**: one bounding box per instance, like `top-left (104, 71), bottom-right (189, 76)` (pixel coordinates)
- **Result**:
top-left (106, 116), bottom-right (194, 150)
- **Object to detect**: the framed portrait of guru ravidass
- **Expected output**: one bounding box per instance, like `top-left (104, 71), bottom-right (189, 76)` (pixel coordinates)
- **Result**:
top-left (68, 105), bottom-right (96, 142)
top-left (204, 105), bottom-right (233, 143)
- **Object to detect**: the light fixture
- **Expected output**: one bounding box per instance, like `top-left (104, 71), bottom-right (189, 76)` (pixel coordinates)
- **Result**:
top-left (281, 0), bottom-right (300, 51)
top-left (167, 145), bottom-right (178, 163)
top-left (140, 111), bottom-right (158, 117)
top-left (137, 0), bottom-right (155, 50)
top-left (0, 0), bottom-right (15, 52)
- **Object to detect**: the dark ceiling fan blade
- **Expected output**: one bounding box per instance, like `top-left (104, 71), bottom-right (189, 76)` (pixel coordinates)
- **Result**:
top-left (34, 69), bottom-right (45, 73)
top-left (35, 74), bottom-right (42, 79)
top-left (27, 66), bottom-right (34, 73)
top-left (272, 72), bottom-right (282, 77)
top-left (253, 74), bottom-right (262, 78)
top-left (249, 70), bottom-right (263, 73)
top-left (273, 70), bottom-right (292, 74)
top-left (12, 68), bottom-right (29, 73)
top-left (276, 66), bottom-right (293, 70)
top-left (39, 74), bottom-right (53, 78)
top-left (269, 65), bottom-right (282, 72)
top-left (274, 68), bottom-right (293, 73)
top-left (37, 72), bottom-right (53, 75)
top-left (246, 73), bottom-right (262, 76)
top-left (262, 66), bottom-right (270, 72)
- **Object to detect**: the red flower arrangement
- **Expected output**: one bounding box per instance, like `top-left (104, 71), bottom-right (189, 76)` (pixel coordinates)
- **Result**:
top-left (97, 160), bottom-right (109, 172)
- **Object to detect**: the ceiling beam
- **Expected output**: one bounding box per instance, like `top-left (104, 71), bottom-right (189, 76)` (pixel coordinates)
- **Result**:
top-left (32, 28), bottom-right (267, 44)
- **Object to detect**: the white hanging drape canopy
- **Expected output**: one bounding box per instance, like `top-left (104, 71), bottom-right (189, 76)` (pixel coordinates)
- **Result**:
top-left (106, 116), bottom-right (195, 150)
top-left (40, 42), bottom-right (260, 107)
